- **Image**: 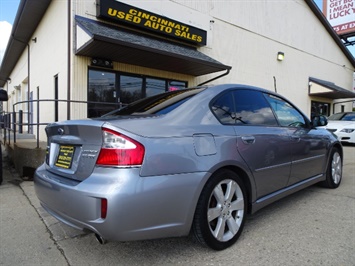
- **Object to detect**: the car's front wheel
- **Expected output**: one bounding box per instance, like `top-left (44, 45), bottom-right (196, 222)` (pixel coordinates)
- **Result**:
top-left (320, 147), bottom-right (342, 188)
top-left (192, 169), bottom-right (247, 250)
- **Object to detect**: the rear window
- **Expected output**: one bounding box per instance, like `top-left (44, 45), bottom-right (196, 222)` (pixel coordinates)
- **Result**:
top-left (102, 88), bottom-right (205, 117)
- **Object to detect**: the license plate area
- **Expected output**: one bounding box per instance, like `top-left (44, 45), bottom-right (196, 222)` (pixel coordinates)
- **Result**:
top-left (55, 145), bottom-right (75, 169)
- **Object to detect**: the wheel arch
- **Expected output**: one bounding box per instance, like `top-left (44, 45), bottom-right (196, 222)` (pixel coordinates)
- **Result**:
top-left (215, 165), bottom-right (254, 214)
top-left (327, 142), bottom-right (343, 166)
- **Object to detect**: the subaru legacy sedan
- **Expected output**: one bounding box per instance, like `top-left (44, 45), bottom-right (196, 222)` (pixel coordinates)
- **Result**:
top-left (34, 84), bottom-right (342, 250)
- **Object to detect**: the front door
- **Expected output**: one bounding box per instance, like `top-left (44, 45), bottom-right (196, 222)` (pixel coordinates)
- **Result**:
top-left (266, 94), bottom-right (327, 185)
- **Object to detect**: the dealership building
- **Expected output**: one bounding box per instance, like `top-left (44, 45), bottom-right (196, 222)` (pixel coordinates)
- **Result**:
top-left (0, 0), bottom-right (354, 141)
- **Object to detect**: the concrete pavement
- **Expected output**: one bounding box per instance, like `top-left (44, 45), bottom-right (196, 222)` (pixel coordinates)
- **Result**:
top-left (0, 144), bottom-right (354, 265)
top-left (0, 144), bottom-right (68, 265)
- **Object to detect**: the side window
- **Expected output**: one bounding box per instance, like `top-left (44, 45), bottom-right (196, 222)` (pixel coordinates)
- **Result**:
top-left (211, 91), bottom-right (236, 125)
top-left (265, 94), bottom-right (306, 127)
top-left (233, 90), bottom-right (278, 126)
top-left (211, 90), bottom-right (278, 126)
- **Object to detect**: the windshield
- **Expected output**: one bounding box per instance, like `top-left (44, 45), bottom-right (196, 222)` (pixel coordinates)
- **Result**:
top-left (328, 112), bottom-right (355, 121)
top-left (102, 87), bottom-right (205, 117)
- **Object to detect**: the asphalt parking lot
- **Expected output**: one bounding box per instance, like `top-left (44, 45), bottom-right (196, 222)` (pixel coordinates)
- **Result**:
top-left (0, 145), bottom-right (354, 266)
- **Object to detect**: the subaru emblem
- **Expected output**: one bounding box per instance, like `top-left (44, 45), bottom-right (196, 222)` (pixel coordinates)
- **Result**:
top-left (58, 128), bottom-right (64, 135)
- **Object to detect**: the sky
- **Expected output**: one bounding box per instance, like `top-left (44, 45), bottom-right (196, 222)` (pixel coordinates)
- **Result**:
top-left (0, 0), bottom-right (20, 63)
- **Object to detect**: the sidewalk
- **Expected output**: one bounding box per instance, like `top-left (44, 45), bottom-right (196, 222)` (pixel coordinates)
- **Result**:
top-left (0, 144), bottom-right (68, 265)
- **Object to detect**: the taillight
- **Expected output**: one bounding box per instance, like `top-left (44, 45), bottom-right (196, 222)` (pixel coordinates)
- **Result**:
top-left (96, 128), bottom-right (145, 166)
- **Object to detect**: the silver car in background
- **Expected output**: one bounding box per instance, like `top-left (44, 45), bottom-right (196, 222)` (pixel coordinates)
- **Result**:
top-left (34, 84), bottom-right (343, 250)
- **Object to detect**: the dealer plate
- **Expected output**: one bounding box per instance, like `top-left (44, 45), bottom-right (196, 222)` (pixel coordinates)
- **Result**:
top-left (55, 145), bottom-right (75, 169)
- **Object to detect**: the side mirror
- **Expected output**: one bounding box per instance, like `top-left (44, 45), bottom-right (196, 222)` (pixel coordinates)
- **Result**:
top-left (312, 115), bottom-right (328, 127)
top-left (0, 89), bottom-right (8, 101)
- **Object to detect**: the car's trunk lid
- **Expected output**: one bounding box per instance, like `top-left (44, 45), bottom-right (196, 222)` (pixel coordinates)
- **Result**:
top-left (45, 119), bottom-right (106, 181)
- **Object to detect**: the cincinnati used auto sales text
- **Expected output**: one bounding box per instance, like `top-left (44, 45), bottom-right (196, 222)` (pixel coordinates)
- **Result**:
top-left (107, 8), bottom-right (204, 43)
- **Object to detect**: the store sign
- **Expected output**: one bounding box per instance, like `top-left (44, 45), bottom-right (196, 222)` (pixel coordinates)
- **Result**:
top-left (97, 0), bottom-right (207, 46)
top-left (323, 0), bottom-right (355, 35)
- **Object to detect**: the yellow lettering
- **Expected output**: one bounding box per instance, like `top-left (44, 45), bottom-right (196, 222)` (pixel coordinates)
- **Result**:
top-left (125, 14), bottom-right (133, 21)
top-left (117, 11), bottom-right (125, 19)
top-left (144, 21), bottom-right (152, 28)
top-left (129, 9), bottom-right (137, 16)
top-left (107, 8), bottom-right (117, 17)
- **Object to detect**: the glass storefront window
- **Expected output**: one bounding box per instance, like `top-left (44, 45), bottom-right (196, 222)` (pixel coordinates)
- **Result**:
top-left (169, 80), bottom-right (186, 91)
top-left (146, 78), bottom-right (166, 97)
top-left (88, 68), bottom-right (187, 118)
top-left (120, 75), bottom-right (143, 104)
top-left (311, 101), bottom-right (330, 119)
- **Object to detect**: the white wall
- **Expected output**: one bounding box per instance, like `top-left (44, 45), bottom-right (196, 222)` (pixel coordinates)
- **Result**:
top-left (176, 0), bottom-right (354, 114)
top-left (16, 0), bottom-right (68, 140)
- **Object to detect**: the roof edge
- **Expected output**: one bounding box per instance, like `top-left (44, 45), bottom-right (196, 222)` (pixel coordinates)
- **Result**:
top-left (305, 0), bottom-right (355, 68)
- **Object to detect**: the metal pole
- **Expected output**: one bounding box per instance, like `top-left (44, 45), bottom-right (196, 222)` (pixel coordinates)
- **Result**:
top-left (12, 110), bottom-right (16, 144)
top-left (37, 87), bottom-right (39, 149)
top-left (19, 110), bottom-right (23, 133)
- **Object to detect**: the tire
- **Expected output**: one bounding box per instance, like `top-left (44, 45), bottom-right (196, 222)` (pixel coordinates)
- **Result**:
top-left (320, 148), bottom-right (342, 189)
top-left (192, 169), bottom-right (247, 250)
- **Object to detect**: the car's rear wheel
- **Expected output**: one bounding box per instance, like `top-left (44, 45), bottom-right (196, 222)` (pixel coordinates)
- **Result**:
top-left (320, 147), bottom-right (342, 188)
top-left (192, 169), bottom-right (247, 250)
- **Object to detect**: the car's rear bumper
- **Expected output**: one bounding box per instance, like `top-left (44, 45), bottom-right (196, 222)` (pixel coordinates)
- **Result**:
top-left (34, 163), bottom-right (208, 241)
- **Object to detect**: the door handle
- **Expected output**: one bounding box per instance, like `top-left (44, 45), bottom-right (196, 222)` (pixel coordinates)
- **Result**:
top-left (241, 136), bottom-right (255, 144)
top-left (290, 135), bottom-right (300, 142)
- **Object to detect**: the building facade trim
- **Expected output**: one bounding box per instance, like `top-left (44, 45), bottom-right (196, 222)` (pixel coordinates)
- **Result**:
top-left (75, 16), bottom-right (231, 76)
top-left (309, 77), bottom-right (355, 99)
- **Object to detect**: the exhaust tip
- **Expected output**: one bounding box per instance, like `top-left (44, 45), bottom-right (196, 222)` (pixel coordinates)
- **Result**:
top-left (95, 233), bottom-right (107, 245)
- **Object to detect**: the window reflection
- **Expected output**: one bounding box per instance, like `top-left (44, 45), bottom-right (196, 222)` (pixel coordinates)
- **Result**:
top-left (120, 76), bottom-right (143, 104)
top-left (88, 69), bottom-right (187, 118)
top-left (146, 78), bottom-right (165, 97)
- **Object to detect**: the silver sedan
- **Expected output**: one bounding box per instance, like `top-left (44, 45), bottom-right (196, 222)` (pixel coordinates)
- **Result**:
top-left (34, 84), bottom-right (342, 250)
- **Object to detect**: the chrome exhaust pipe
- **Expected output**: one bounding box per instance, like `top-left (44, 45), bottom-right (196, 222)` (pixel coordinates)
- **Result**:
top-left (95, 233), bottom-right (107, 245)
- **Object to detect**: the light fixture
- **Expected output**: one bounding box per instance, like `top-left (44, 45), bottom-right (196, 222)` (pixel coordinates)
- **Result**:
top-left (277, 52), bottom-right (284, 61)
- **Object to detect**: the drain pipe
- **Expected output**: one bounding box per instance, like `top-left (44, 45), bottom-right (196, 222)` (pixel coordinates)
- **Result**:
top-left (67, 0), bottom-right (71, 120)
top-left (197, 69), bottom-right (231, 86)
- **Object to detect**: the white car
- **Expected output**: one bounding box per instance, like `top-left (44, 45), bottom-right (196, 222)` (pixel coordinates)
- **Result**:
top-left (324, 112), bottom-right (355, 144)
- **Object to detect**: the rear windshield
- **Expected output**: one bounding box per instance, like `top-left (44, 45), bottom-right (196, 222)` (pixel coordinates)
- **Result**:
top-left (102, 87), bottom-right (205, 117)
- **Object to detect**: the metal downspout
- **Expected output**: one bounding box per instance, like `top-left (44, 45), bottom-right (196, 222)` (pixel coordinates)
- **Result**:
top-left (197, 69), bottom-right (231, 86)
top-left (67, 0), bottom-right (71, 120)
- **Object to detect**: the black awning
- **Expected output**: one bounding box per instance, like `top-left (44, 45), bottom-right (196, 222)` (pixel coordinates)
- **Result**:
top-left (309, 77), bottom-right (355, 99)
top-left (75, 16), bottom-right (231, 76)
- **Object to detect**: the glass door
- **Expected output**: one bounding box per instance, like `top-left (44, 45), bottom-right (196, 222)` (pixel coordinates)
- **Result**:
top-left (88, 69), bottom-right (117, 118)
